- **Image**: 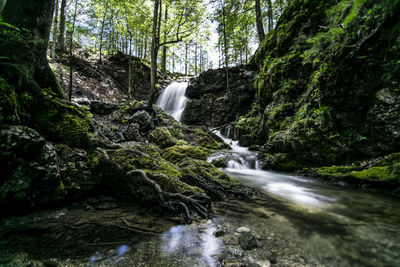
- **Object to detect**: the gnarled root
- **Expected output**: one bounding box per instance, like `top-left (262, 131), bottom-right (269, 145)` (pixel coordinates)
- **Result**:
top-left (126, 170), bottom-right (212, 223)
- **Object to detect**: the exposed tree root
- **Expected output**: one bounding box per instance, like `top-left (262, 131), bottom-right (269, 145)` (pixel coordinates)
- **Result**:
top-left (126, 170), bottom-right (212, 223)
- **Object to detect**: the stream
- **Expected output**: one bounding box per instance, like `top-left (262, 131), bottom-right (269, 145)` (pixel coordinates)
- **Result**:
top-left (153, 82), bottom-right (400, 267)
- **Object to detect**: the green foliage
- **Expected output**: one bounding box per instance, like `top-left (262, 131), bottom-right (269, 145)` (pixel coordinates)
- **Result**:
top-left (343, 0), bottom-right (368, 26)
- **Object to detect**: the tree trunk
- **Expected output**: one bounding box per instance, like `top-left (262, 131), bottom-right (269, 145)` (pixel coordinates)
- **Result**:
top-left (222, 2), bottom-right (229, 91)
top-left (68, 0), bottom-right (78, 101)
top-left (161, 2), bottom-right (168, 75)
top-left (194, 43), bottom-right (198, 75)
top-left (172, 46), bottom-right (175, 73)
top-left (128, 29), bottom-right (133, 98)
top-left (99, 8), bottom-right (107, 63)
top-left (58, 0), bottom-right (67, 52)
top-left (185, 42), bottom-right (188, 76)
top-left (3, 0), bottom-right (64, 97)
top-left (267, 0), bottom-right (273, 31)
top-left (149, 0), bottom-right (160, 107)
top-left (255, 0), bottom-right (265, 42)
top-left (51, 0), bottom-right (59, 59)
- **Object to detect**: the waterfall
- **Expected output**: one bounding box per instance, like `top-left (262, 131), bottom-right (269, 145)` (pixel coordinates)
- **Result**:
top-left (156, 82), bottom-right (189, 122)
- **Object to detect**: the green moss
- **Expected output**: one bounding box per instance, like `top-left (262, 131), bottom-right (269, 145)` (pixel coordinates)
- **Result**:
top-left (106, 143), bottom-right (206, 194)
top-left (349, 167), bottom-right (394, 181)
top-left (315, 159), bottom-right (400, 183)
top-left (193, 129), bottom-right (222, 150)
top-left (178, 158), bottom-right (240, 188)
top-left (162, 144), bottom-right (210, 163)
top-left (148, 127), bottom-right (176, 148)
top-left (56, 114), bottom-right (91, 148)
top-left (274, 153), bottom-right (304, 171)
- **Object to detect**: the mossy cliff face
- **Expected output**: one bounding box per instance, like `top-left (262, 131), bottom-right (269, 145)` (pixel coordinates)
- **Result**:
top-left (237, 0), bottom-right (400, 172)
top-left (181, 66), bottom-right (256, 127)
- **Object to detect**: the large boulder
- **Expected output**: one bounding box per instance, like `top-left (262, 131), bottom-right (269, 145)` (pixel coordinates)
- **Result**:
top-left (128, 110), bottom-right (155, 131)
top-left (182, 66), bottom-right (256, 127)
top-left (0, 126), bottom-right (64, 211)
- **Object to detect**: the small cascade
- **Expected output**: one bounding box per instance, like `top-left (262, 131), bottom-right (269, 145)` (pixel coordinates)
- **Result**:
top-left (214, 130), bottom-right (258, 170)
top-left (211, 129), bottom-right (335, 208)
top-left (156, 82), bottom-right (189, 122)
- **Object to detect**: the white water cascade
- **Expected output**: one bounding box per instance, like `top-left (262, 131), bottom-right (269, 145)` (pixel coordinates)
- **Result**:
top-left (156, 82), bottom-right (189, 122)
top-left (212, 130), bottom-right (336, 208)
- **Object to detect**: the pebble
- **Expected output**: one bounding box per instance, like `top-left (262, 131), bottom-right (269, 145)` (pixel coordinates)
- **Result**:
top-left (236, 226), bottom-right (251, 233)
top-left (256, 260), bottom-right (271, 267)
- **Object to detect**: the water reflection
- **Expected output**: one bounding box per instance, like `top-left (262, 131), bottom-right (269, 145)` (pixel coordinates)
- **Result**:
top-left (87, 245), bottom-right (130, 266)
top-left (161, 221), bottom-right (221, 267)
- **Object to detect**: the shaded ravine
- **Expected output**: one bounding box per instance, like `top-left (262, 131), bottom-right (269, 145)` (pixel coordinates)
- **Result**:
top-left (2, 82), bottom-right (400, 267)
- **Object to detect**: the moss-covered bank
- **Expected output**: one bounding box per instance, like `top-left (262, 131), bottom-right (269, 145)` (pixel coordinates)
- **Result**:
top-left (233, 0), bottom-right (400, 185)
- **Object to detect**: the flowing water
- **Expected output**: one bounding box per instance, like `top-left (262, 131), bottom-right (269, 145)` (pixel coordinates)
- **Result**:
top-left (5, 82), bottom-right (400, 266)
top-left (212, 130), bottom-right (400, 267)
top-left (156, 82), bottom-right (189, 122)
top-left (154, 84), bottom-right (400, 266)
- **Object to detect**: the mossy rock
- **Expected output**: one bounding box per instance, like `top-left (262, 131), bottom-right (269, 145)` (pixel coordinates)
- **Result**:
top-left (192, 129), bottom-right (225, 149)
top-left (148, 127), bottom-right (176, 148)
top-left (315, 160), bottom-right (400, 184)
top-left (55, 114), bottom-right (91, 148)
top-left (259, 152), bottom-right (303, 171)
top-left (178, 158), bottom-right (241, 191)
top-left (0, 77), bottom-right (20, 124)
top-left (162, 144), bottom-right (210, 163)
top-left (103, 143), bottom-right (204, 195)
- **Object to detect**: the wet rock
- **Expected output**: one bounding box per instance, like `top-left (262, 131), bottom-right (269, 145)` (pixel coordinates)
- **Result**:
top-left (95, 202), bottom-right (118, 210)
top-left (0, 127), bottom-right (64, 211)
top-left (122, 123), bottom-right (141, 141)
top-left (368, 88), bottom-right (400, 152)
top-left (236, 227), bottom-right (251, 233)
top-left (210, 154), bottom-right (230, 168)
top-left (213, 227), bottom-right (227, 237)
top-left (0, 125), bottom-right (46, 157)
top-left (255, 260), bottom-right (271, 267)
top-left (128, 110), bottom-right (154, 131)
top-left (90, 101), bottom-right (118, 115)
top-left (238, 135), bottom-right (252, 147)
top-left (148, 127), bottom-right (176, 148)
top-left (56, 144), bottom-right (93, 190)
top-left (223, 233), bottom-right (240, 245)
top-left (182, 66), bottom-right (256, 127)
top-left (109, 109), bottom-right (125, 123)
top-left (42, 259), bottom-right (59, 267)
top-left (239, 232), bottom-right (261, 250)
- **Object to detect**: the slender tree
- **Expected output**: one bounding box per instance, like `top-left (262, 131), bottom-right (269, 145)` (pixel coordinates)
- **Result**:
top-left (51, 0), bottom-right (59, 59)
top-left (161, 1), bottom-right (168, 75)
top-left (68, 0), bottom-right (78, 101)
top-left (149, 0), bottom-right (160, 107)
top-left (58, 0), bottom-right (67, 52)
top-left (222, 1), bottom-right (229, 90)
top-left (255, 0), bottom-right (265, 42)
